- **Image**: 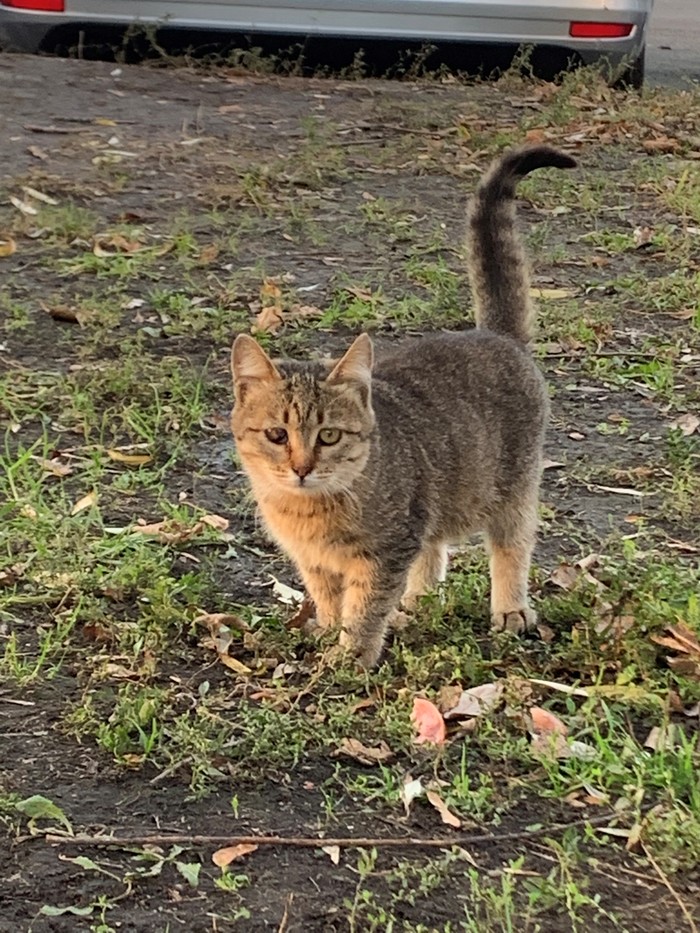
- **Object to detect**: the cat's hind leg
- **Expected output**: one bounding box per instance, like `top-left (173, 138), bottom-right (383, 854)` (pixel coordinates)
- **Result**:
top-left (485, 499), bottom-right (538, 635)
top-left (401, 542), bottom-right (448, 610)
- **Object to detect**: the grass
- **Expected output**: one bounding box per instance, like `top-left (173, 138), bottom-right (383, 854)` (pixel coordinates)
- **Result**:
top-left (1, 58), bottom-right (700, 932)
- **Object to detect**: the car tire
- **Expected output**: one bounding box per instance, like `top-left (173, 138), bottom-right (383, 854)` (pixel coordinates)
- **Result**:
top-left (614, 46), bottom-right (645, 90)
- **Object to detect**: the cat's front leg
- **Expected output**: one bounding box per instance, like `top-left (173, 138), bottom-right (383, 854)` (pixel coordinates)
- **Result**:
top-left (298, 563), bottom-right (343, 630)
top-left (338, 558), bottom-right (406, 668)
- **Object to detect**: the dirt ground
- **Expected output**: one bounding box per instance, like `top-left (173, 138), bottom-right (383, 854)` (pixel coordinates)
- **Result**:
top-left (1, 52), bottom-right (699, 932)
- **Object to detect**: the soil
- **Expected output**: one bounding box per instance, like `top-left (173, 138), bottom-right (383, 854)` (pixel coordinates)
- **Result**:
top-left (1, 52), bottom-right (699, 932)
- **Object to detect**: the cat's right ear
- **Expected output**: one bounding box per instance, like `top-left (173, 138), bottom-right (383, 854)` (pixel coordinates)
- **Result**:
top-left (231, 334), bottom-right (280, 403)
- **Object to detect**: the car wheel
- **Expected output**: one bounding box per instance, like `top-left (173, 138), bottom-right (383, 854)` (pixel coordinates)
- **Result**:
top-left (614, 47), bottom-right (645, 90)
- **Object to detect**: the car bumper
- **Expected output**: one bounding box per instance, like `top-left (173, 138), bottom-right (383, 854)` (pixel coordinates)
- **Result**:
top-left (0, 1), bottom-right (650, 59)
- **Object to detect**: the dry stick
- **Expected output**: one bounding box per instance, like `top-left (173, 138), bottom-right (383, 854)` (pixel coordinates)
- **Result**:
top-left (641, 841), bottom-right (699, 933)
top-left (45, 810), bottom-right (621, 851)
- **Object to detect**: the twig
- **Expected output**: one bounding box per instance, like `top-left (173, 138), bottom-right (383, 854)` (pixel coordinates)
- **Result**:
top-left (641, 841), bottom-right (699, 933)
top-left (277, 893), bottom-right (294, 933)
top-left (44, 811), bottom-right (622, 851)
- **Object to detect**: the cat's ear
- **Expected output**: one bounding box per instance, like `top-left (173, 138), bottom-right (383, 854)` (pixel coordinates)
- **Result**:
top-left (231, 334), bottom-right (280, 402)
top-left (326, 334), bottom-right (374, 397)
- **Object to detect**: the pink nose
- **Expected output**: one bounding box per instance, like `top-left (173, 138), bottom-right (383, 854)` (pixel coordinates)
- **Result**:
top-left (292, 462), bottom-right (313, 479)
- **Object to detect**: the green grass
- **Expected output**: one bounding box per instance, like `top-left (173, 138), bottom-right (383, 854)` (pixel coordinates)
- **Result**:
top-left (2, 60), bottom-right (700, 933)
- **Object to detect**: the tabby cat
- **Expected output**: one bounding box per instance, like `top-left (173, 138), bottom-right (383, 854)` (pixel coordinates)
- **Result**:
top-left (230, 144), bottom-right (576, 667)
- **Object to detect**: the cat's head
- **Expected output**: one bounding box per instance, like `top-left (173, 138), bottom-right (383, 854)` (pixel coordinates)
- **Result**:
top-left (230, 334), bottom-right (375, 497)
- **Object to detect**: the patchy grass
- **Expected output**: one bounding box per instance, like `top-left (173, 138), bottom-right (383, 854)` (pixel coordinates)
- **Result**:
top-left (1, 56), bottom-right (699, 932)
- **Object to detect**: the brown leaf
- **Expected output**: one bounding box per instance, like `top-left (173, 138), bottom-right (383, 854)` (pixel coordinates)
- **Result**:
top-left (443, 682), bottom-right (504, 720)
top-left (41, 458), bottom-right (73, 477)
top-left (217, 654), bottom-right (252, 675)
top-left (194, 612), bottom-right (250, 636)
top-left (334, 738), bottom-right (393, 766)
top-left (212, 843), bottom-right (258, 868)
top-left (28, 145), bottom-right (49, 160)
top-left (642, 135), bottom-right (679, 154)
top-left (71, 490), bottom-right (98, 515)
top-left (0, 236), bottom-right (17, 258)
top-left (198, 244), bottom-right (220, 265)
top-left (426, 790), bottom-right (461, 829)
top-left (93, 234), bottom-right (145, 256)
top-left (42, 304), bottom-right (82, 325)
top-left (285, 595), bottom-right (316, 630)
top-left (633, 225), bottom-right (654, 248)
top-left (670, 413), bottom-right (699, 437)
top-left (106, 449), bottom-right (153, 465)
top-left (251, 304), bottom-right (284, 335)
top-left (199, 513), bottom-right (229, 532)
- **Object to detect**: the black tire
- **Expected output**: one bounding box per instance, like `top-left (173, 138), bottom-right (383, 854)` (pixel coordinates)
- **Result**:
top-left (614, 46), bottom-right (645, 90)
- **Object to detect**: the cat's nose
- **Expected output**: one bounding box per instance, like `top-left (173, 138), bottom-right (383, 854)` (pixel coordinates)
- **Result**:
top-left (292, 461), bottom-right (314, 479)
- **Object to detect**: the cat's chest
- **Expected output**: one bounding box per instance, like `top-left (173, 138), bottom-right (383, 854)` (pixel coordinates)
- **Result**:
top-left (258, 496), bottom-right (356, 567)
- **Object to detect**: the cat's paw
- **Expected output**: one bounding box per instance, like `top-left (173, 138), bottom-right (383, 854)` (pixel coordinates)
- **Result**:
top-left (491, 607), bottom-right (537, 635)
top-left (338, 628), bottom-right (384, 670)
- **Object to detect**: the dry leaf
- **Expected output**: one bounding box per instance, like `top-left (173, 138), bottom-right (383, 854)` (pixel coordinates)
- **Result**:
top-left (200, 513), bottom-right (229, 532)
top-left (426, 790), bottom-right (461, 828)
top-left (334, 737), bottom-right (393, 765)
top-left (530, 706), bottom-right (568, 736)
top-left (198, 243), bottom-right (220, 264)
top-left (10, 195), bottom-right (37, 216)
top-left (271, 577), bottom-right (304, 606)
top-left (106, 449), bottom-right (153, 465)
top-left (651, 622), bottom-right (700, 679)
top-left (28, 145), bottom-right (49, 160)
top-left (642, 136), bottom-right (679, 154)
top-left (322, 845), bottom-right (341, 865)
top-left (194, 612), bottom-right (250, 635)
top-left (23, 186), bottom-right (58, 206)
top-left (92, 234), bottom-right (145, 256)
top-left (285, 595), bottom-right (316, 630)
top-left (217, 654), bottom-right (252, 675)
top-left (212, 843), bottom-right (258, 868)
top-left (400, 775), bottom-right (424, 815)
top-left (633, 225), bottom-right (653, 248)
top-left (71, 490), bottom-right (97, 515)
top-left (670, 413), bottom-right (699, 437)
top-left (412, 697), bottom-right (447, 746)
top-left (443, 682), bottom-right (504, 720)
top-left (529, 287), bottom-right (577, 300)
top-left (0, 236), bottom-right (17, 258)
top-left (41, 458), bottom-right (73, 477)
top-left (42, 304), bottom-right (82, 325)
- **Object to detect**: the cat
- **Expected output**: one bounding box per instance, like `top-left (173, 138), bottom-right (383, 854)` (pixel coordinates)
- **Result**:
top-left (230, 144), bottom-right (576, 668)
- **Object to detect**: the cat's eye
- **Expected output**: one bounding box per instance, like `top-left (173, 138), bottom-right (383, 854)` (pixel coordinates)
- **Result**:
top-left (264, 427), bottom-right (288, 445)
top-left (318, 428), bottom-right (342, 446)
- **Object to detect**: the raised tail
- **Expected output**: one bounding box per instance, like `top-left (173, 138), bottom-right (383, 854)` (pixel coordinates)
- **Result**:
top-left (467, 144), bottom-right (577, 344)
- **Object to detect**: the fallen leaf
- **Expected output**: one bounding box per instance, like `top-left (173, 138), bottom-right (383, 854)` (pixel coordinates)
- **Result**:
top-left (200, 513), bottom-right (229, 532)
top-left (41, 458), bottom-right (73, 477)
top-left (198, 243), bottom-right (220, 264)
top-left (633, 225), bottom-right (654, 248)
top-left (426, 790), bottom-right (461, 829)
top-left (643, 724), bottom-right (677, 752)
top-left (529, 706), bottom-right (568, 736)
top-left (400, 775), bottom-right (424, 815)
top-left (194, 612), bottom-right (250, 635)
top-left (642, 135), bottom-right (679, 153)
top-left (322, 845), bottom-right (341, 865)
top-left (217, 654), bottom-right (252, 676)
top-left (542, 458), bottom-right (565, 470)
top-left (212, 843), bottom-right (258, 868)
top-left (106, 448), bottom-right (153, 465)
top-left (651, 622), bottom-right (700, 679)
top-left (271, 577), bottom-right (305, 606)
top-left (28, 144), bottom-right (49, 160)
top-left (0, 236), bottom-right (17, 258)
top-left (443, 682), bottom-right (504, 720)
top-left (412, 697), bottom-right (447, 746)
top-left (71, 490), bottom-right (97, 515)
top-left (670, 413), bottom-right (699, 437)
top-left (334, 737), bottom-right (393, 765)
top-left (92, 234), bottom-right (145, 256)
top-left (42, 304), bottom-right (83, 325)
top-left (285, 595), bottom-right (316, 630)
top-left (23, 186), bottom-right (58, 206)
top-left (10, 195), bottom-right (37, 216)
top-left (529, 287), bottom-right (577, 300)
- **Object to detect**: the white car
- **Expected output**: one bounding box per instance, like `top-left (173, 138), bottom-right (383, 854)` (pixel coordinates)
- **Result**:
top-left (0, 0), bottom-right (653, 86)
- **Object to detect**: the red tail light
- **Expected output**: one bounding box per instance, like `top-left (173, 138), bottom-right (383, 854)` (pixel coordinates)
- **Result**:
top-left (1, 0), bottom-right (65, 9)
top-left (570, 22), bottom-right (634, 38)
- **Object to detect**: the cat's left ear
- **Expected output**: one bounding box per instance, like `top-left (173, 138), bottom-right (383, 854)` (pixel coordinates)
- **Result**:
top-left (326, 334), bottom-right (374, 398)
top-left (231, 334), bottom-right (280, 403)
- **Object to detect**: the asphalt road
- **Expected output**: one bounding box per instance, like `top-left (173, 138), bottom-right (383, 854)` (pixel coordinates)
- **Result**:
top-left (647, 0), bottom-right (699, 86)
